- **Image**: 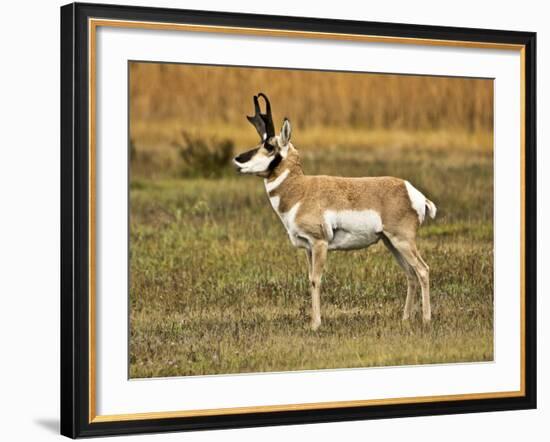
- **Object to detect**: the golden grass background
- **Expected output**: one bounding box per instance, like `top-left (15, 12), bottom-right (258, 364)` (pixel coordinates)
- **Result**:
top-left (129, 63), bottom-right (493, 179)
top-left (130, 63), bottom-right (493, 131)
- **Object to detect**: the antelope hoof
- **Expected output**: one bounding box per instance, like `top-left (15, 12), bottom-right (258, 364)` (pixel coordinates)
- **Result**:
top-left (310, 320), bottom-right (321, 331)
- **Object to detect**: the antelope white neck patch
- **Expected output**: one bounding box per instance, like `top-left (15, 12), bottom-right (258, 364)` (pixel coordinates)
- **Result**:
top-left (268, 195), bottom-right (280, 211)
top-left (265, 169), bottom-right (290, 193)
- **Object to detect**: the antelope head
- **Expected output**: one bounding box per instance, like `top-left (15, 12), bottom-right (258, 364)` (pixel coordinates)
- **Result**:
top-left (233, 93), bottom-right (293, 177)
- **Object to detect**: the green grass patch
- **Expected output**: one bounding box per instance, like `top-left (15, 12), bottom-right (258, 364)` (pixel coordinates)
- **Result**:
top-left (129, 145), bottom-right (493, 378)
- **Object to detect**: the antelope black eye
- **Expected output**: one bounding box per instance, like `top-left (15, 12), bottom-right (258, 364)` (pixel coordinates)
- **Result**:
top-left (264, 142), bottom-right (275, 153)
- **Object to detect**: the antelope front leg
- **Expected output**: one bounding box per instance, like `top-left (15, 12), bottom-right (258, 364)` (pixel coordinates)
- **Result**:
top-left (309, 241), bottom-right (328, 331)
top-left (305, 249), bottom-right (312, 281)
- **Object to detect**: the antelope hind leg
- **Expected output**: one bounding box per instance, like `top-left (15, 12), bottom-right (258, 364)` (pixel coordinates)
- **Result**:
top-left (384, 232), bottom-right (431, 323)
top-left (381, 235), bottom-right (419, 321)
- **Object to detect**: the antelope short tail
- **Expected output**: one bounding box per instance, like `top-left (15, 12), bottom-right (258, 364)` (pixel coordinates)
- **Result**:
top-left (425, 198), bottom-right (437, 219)
top-left (404, 180), bottom-right (437, 223)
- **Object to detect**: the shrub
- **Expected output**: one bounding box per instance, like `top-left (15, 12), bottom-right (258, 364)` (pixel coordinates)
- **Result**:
top-left (172, 131), bottom-right (234, 178)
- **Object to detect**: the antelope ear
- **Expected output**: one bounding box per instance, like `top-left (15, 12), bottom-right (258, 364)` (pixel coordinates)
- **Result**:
top-left (280, 118), bottom-right (292, 146)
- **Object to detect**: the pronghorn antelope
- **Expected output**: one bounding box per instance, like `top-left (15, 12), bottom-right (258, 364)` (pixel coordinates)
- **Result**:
top-left (234, 93), bottom-right (437, 331)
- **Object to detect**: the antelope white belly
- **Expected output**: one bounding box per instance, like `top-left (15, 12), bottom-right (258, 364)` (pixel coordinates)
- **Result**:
top-left (324, 209), bottom-right (383, 251)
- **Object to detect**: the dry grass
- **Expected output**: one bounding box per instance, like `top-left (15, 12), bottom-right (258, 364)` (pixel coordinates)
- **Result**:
top-left (131, 121), bottom-right (493, 179)
top-left (129, 63), bottom-right (493, 179)
top-left (130, 63), bottom-right (493, 131)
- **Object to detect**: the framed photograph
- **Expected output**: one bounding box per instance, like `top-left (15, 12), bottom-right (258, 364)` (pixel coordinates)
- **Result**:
top-left (60, 2), bottom-right (537, 438)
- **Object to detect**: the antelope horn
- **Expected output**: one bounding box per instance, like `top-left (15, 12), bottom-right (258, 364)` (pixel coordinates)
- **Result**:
top-left (257, 93), bottom-right (275, 138)
top-left (246, 93), bottom-right (275, 141)
top-left (246, 95), bottom-right (267, 140)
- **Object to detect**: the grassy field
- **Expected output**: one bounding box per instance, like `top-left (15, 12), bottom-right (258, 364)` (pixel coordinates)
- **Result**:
top-left (129, 142), bottom-right (494, 378)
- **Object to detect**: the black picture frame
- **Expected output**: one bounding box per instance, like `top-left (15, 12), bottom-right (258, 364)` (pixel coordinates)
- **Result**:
top-left (61, 2), bottom-right (537, 438)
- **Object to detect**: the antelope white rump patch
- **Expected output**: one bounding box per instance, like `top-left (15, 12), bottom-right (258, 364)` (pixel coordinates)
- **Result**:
top-left (404, 180), bottom-right (429, 223)
top-left (324, 209), bottom-right (383, 250)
